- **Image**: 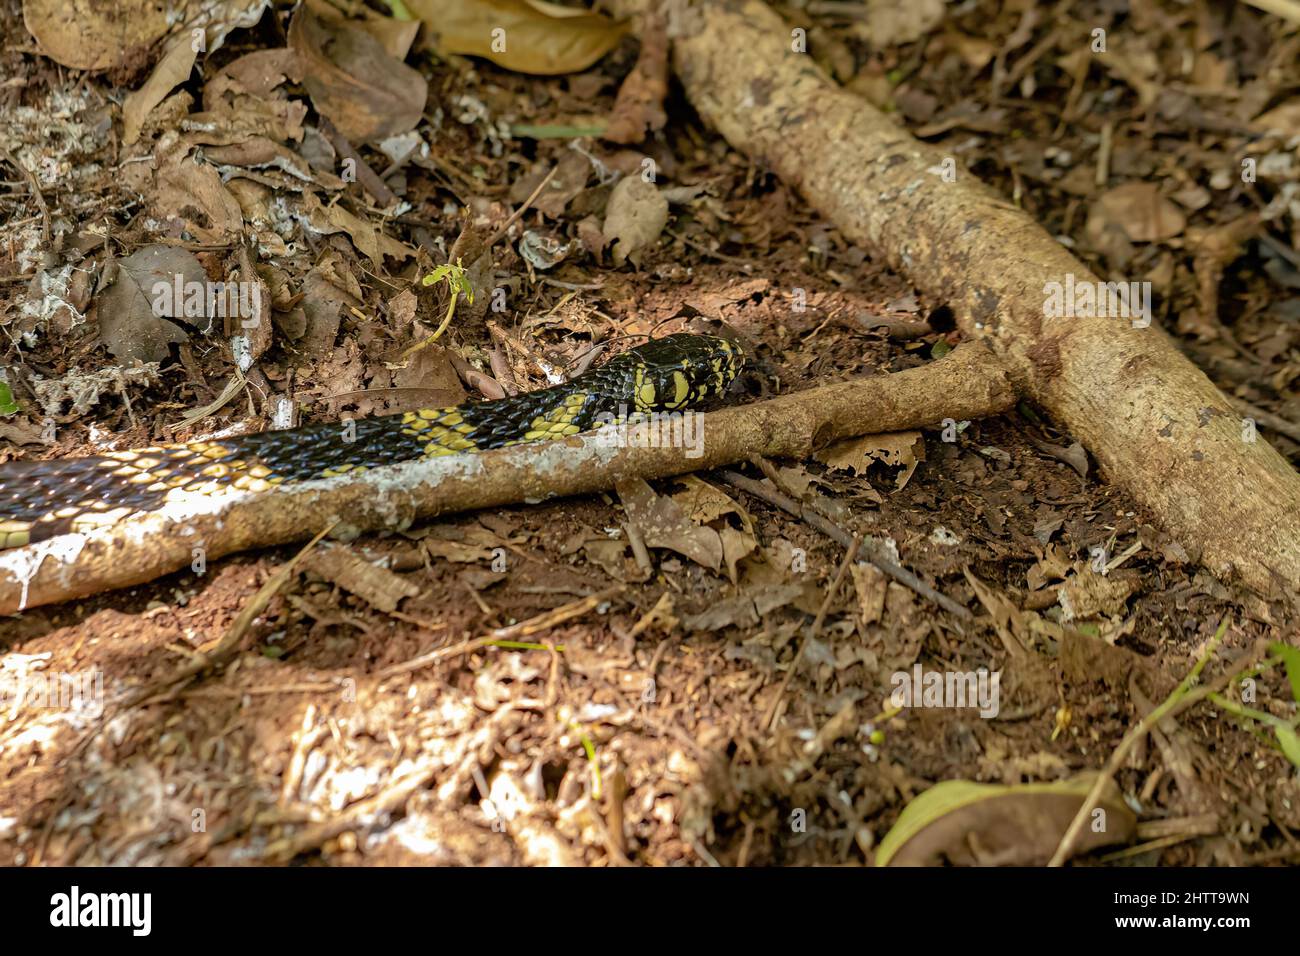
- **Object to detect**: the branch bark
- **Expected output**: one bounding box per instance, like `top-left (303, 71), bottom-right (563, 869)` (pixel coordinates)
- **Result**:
top-left (0, 345), bottom-right (1013, 615)
top-left (609, 0), bottom-right (1299, 597)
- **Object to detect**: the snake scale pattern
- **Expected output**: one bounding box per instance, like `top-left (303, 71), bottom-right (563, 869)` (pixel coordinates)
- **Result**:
top-left (0, 333), bottom-right (745, 550)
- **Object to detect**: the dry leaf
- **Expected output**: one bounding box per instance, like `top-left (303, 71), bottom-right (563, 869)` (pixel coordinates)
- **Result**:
top-left (1057, 569), bottom-right (1136, 622)
top-left (23, 0), bottom-right (169, 71)
top-left (1059, 628), bottom-right (1144, 689)
top-left (152, 152), bottom-right (245, 244)
top-left (815, 431), bottom-right (924, 490)
top-left (300, 192), bottom-right (416, 264)
top-left (289, 2), bottom-right (427, 144)
top-left (1090, 182), bottom-right (1186, 243)
top-left (96, 246), bottom-right (206, 362)
top-left (616, 477), bottom-right (722, 571)
top-left (604, 176), bottom-right (668, 267)
top-left (1253, 99), bottom-right (1300, 138)
top-left (409, 0), bottom-right (628, 76)
top-left (122, 39), bottom-right (198, 145)
top-left (851, 562), bottom-right (887, 626)
top-left (855, 0), bottom-right (946, 46)
top-left (876, 774), bottom-right (1136, 866)
top-left (603, 11), bottom-right (668, 144)
top-left (682, 583), bottom-right (804, 631)
top-left (304, 542), bottom-right (420, 612)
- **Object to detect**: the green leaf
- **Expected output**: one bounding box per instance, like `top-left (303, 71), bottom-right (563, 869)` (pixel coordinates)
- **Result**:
top-left (1275, 725), bottom-right (1300, 770)
top-left (875, 774), bottom-right (1135, 866)
top-left (0, 381), bottom-right (19, 417)
top-left (1269, 642), bottom-right (1300, 704)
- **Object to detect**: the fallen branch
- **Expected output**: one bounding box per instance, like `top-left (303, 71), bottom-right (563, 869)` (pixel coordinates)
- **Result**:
top-left (0, 344), bottom-right (1013, 614)
top-left (610, 0), bottom-right (1300, 597)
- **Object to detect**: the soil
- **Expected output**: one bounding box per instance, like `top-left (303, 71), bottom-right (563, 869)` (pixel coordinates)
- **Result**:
top-left (0, 0), bottom-right (1297, 866)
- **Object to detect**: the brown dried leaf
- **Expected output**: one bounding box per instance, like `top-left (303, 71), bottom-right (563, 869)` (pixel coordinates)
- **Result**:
top-left (854, 0), bottom-right (946, 46)
top-left (682, 583), bottom-right (805, 632)
top-left (851, 562), bottom-right (887, 626)
top-left (96, 245), bottom-right (205, 362)
top-left (1057, 569), bottom-right (1136, 622)
top-left (152, 152), bottom-right (245, 244)
top-left (603, 11), bottom-right (668, 144)
top-left (815, 431), bottom-right (924, 490)
top-left (1253, 98), bottom-right (1300, 138)
top-left (288, 3), bottom-right (427, 144)
top-left (122, 39), bottom-right (198, 145)
top-left (1090, 182), bottom-right (1186, 243)
top-left (616, 477), bottom-right (722, 571)
top-left (604, 176), bottom-right (668, 267)
top-left (23, 0), bottom-right (168, 71)
top-left (409, 0), bottom-right (628, 76)
top-left (300, 192), bottom-right (416, 264)
top-left (304, 542), bottom-right (420, 612)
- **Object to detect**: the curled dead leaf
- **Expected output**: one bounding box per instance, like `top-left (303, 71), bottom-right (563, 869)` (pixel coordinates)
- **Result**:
top-left (1089, 182), bottom-right (1186, 244)
top-left (876, 774), bottom-right (1136, 866)
top-left (23, 0), bottom-right (169, 71)
top-left (96, 245), bottom-right (206, 362)
top-left (604, 176), bottom-right (668, 267)
top-left (289, 2), bottom-right (427, 144)
top-left (409, 0), bottom-right (628, 76)
top-left (122, 39), bottom-right (198, 144)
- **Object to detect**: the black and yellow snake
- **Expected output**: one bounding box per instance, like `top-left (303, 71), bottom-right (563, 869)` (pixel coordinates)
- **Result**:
top-left (0, 333), bottom-right (745, 550)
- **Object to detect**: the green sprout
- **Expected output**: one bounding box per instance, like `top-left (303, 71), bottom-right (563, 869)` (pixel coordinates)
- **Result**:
top-left (404, 260), bottom-right (474, 359)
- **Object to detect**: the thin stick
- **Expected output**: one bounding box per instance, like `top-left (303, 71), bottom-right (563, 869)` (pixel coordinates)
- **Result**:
top-left (0, 147), bottom-right (51, 244)
top-left (376, 585), bottom-right (622, 678)
top-left (718, 467), bottom-right (972, 620)
top-left (1047, 617), bottom-right (1249, 866)
top-left (484, 166), bottom-right (558, 252)
top-left (0, 345), bottom-right (1016, 612)
top-left (318, 117), bottom-right (397, 208)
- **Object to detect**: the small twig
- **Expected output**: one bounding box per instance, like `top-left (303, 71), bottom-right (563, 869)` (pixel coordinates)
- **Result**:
top-left (318, 116), bottom-right (398, 208)
top-left (718, 467), bottom-right (972, 620)
top-left (67, 524), bottom-right (336, 764)
top-left (484, 166), bottom-right (558, 253)
top-left (763, 536), bottom-right (862, 732)
top-left (125, 522), bottom-right (339, 708)
top-left (264, 704), bottom-right (517, 863)
top-left (488, 320), bottom-right (564, 383)
top-left (376, 585), bottom-right (622, 678)
top-left (666, 228), bottom-right (755, 268)
top-left (0, 147), bottom-right (50, 244)
top-left (1229, 396), bottom-right (1300, 444)
top-left (1047, 617), bottom-right (1254, 866)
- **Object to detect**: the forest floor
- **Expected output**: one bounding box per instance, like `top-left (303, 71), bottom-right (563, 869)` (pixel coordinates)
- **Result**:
top-left (0, 0), bottom-right (1297, 866)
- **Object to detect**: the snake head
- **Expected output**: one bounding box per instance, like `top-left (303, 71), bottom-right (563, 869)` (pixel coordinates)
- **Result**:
top-left (619, 333), bottom-right (746, 413)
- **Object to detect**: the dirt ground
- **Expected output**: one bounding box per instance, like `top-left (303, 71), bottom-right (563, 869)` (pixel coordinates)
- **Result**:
top-left (1, 0), bottom-right (1298, 866)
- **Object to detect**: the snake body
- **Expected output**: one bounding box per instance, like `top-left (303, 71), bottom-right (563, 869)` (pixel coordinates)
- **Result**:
top-left (0, 333), bottom-right (744, 550)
